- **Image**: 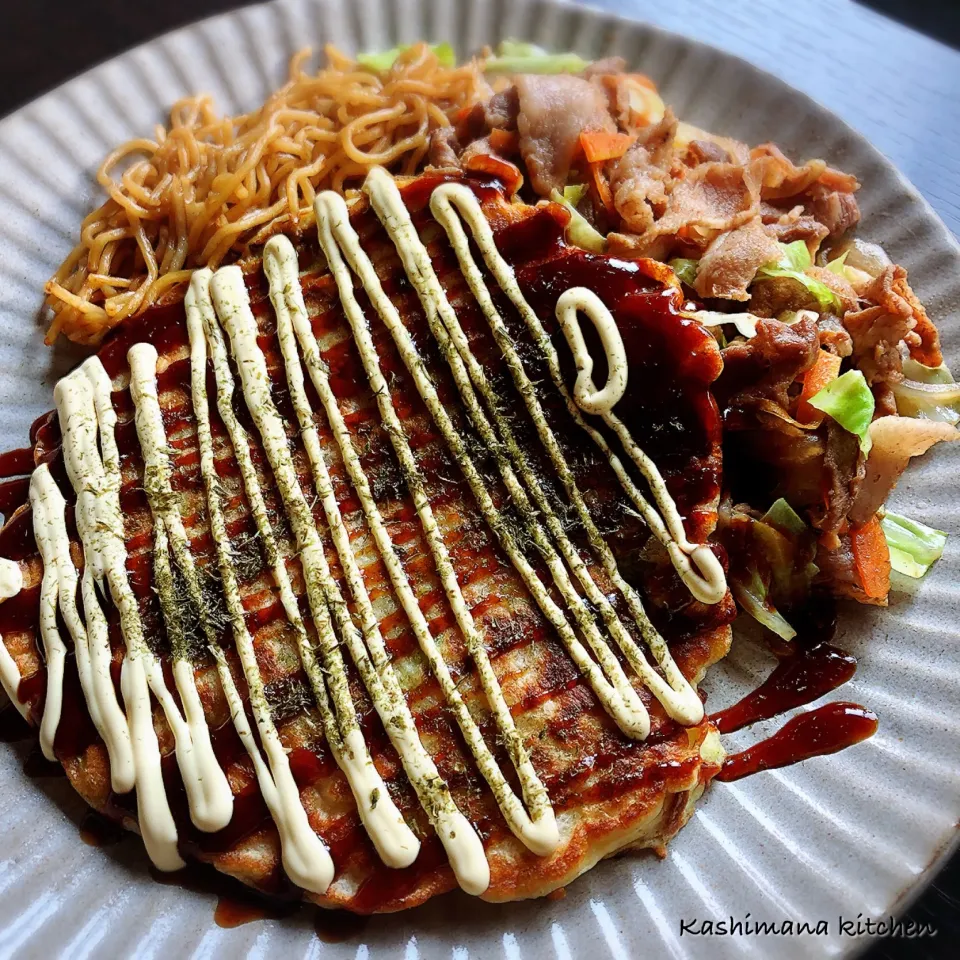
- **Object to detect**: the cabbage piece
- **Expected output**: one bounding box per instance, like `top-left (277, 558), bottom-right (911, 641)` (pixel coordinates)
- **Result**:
top-left (684, 310), bottom-right (759, 339)
top-left (562, 184), bottom-right (587, 206)
top-left (485, 41), bottom-right (587, 74)
top-left (881, 511), bottom-right (948, 579)
top-left (669, 257), bottom-right (699, 286)
top-left (755, 240), bottom-right (842, 312)
top-left (549, 188), bottom-right (605, 253)
top-left (732, 570), bottom-right (797, 641)
top-left (358, 43), bottom-right (455, 71)
top-left (808, 369), bottom-right (875, 454)
top-left (894, 357), bottom-right (960, 424)
top-left (762, 498), bottom-right (807, 537)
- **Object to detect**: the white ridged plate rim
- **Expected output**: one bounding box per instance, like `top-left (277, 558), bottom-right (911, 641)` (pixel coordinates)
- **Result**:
top-left (0, 1), bottom-right (958, 958)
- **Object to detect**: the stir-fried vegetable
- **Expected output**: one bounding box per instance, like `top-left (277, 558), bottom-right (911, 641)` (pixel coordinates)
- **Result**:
top-left (762, 498), bottom-right (808, 538)
top-left (358, 43), bottom-right (455, 71)
top-left (732, 570), bottom-right (798, 641)
top-left (796, 350), bottom-right (842, 426)
top-left (881, 511), bottom-right (948, 579)
top-left (850, 515), bottom-right (892, 600)
top-left (669, 258), bottom-right (699, 286)
top-left (484, 40), bottom-right (588, 74)
top-left (893, 357), bottom-right (960, 424)
top-left (755, 240), bottom-right (842, 312)
top-left (808, 369), bottom-right (875, 454)
top-left (579, 131), bottom-right (636, 163)
top-left (549, 187), bottom-right (606, 253)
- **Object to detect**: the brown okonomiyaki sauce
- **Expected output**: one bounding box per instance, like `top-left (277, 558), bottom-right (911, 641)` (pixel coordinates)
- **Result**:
top-left (710, 602), bottom-right (877, 781)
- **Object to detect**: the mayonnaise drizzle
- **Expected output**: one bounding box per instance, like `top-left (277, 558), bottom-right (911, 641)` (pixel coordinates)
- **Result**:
top-left (428, 180), bottom-right (725, 606)
top-left (555, 289), bottom-right (726, 604)
top-left (27, 466), bottom-right (67, 760)
top-left (207, 267), bottom-right (428, 878)
top-left (426, 182), bottom-right (703, 723)
top-left (313, 191), bottom-right (561, 854)
top-left (554, 288), bottom-right (629, 416)
top-left (260, 243), bottom-right (491, 888)
top-left (54, 362), bottom-right (186, 869)
top-left (0, 556), bottom-right (26, 719)
top-left (187, 269), bottom-right (416, 884)
top-left (359, 169), bottom-right (652, 736)
top-left (0, 558), bottom-right (21, 600)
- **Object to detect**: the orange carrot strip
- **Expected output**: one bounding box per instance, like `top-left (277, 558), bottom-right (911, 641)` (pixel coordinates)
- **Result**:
top-left (590, 162), bottom-right (615, 215)
top-left (796, 350), bottom-right (842, 425)
top-left (851, 516), bottom-right (891, 600)
top-left (579, 131), bottom-right (636, 164)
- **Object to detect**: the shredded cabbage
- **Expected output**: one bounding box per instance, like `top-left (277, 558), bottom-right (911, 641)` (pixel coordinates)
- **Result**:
top-left (669, 258), bottom-right (699, 286)
top-left (762, 498), bottom-right (807, 537)
top-left (549, 188), bottom-right (605, 253)
top-left (733, 570), bottom-right (797, 641)
top-left (485, 41), bottom-right (587, 74)
top-left (881, 511), bottom-right (948, 579)
top-left (809, 369), bottom-right (876, 454)
top-left (755, 240), bottom-right (842, 312)
top-left (358, 43), bottom-right (455, 71)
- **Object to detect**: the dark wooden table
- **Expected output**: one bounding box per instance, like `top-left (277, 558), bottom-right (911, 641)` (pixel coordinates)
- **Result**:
top-left (2, 1), bottom-right (957, 957)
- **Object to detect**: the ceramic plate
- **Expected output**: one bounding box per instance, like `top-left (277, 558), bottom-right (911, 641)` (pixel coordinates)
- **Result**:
top-left (0, 0), bottom-right (958, 957)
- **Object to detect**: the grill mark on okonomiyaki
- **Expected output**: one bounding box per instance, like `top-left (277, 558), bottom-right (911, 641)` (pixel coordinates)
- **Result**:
top-left (0, 169), bottom-right (728, 900)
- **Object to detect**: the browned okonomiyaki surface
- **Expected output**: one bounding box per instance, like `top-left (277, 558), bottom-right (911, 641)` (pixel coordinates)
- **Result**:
top-left (0, 173), bottom-right (734, 912)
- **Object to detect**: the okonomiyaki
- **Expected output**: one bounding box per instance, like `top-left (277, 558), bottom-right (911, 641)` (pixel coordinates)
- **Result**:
top-left (0, 171), bottom-right (733, 910)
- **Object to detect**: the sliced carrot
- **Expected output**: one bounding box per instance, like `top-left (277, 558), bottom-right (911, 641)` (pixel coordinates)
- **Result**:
top-left (850, 515), bottom-right (891, 601)
top-left (488, 128), bottom-right (518, 154)
top-left (796, 350), bottom-right (842, 425)
top-left (579, 130), bottom-right (637, 164)
top-left (590, 162), bottom-right (615, 215)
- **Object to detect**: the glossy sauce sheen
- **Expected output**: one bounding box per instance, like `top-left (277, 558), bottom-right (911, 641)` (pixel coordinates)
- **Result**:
top-left (717, 702), bottom-right (878, 782)
top-left (710, 604), bottom-right (875, 776)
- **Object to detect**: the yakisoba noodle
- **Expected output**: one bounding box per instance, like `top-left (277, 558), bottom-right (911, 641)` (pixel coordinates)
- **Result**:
top-left (44, 44), bottom-right (490, 345)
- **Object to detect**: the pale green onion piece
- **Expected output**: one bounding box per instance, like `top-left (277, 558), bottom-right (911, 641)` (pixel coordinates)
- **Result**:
top-left (669, 257), bottom-right (699, 287)
top-left (881, 511), bottom-right (948, 578)
top-left (549, 188), bottom-right (606, 253)
top-left (808, 369), bottom-right (875, 454)
top-left (733, 570), bottom-right (797, 641)
top-left (762, 498), bottom-right (807, 537)
top-left (755, 240), bottom-right (841, 313)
